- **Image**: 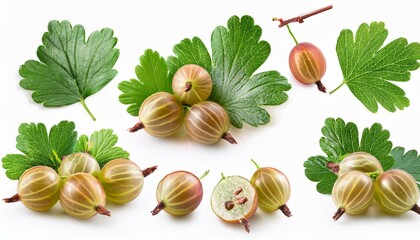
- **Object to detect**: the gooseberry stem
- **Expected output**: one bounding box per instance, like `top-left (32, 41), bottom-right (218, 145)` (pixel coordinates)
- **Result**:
top-left (222, 132), bottom-right (237, 144)
top-left (333, 207), bottom-right (345, 221)
top-left (199, 170), bottom-right (210, 180)
top-left (329, 81), bottom-right (345, 95)
top-left (95, 205), bottom-right (111, 216)
top-left (250, 159), bottom-right (261, 170)
top-left (142, 165), bottom-right (158, 178)
top-left (239, 218), bottom-right (251, 233)
top-left (128, 122), bottom-right (145, 132)
top-left (185, 82), bottom-right (192, 92)
top-left (326, 162), bottom-right (339, 174)
top-left (3, 194), bottom-right (20, 203)
top-left (286, 25), bottom-right (299, 46)
top-left (273, 5), bottom-right (333, 28)
top-left (80, 98), bottom-right (96, 121)
top-left (411, 204), bottom-right (420, 215)
top-left (151, 202), bottom-right (165, 216)
top-left (367, 170), bottom-right (380, 181)
top-left (279, 204), bottom-right (292, 217)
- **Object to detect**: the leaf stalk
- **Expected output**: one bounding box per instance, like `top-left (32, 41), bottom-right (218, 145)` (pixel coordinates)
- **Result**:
top-left (80, 98), bottom-right (96, 121)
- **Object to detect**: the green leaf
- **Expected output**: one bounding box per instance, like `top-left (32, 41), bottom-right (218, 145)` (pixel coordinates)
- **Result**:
top-left (75, 129), bottom-right (129, 167)
top-left (118, 49), bottom-right (172, 116)
top-left (304, 156), bottom-right (338, 194)
top-left (391, 147), bottom-right (420, 189)
top-left (209, 15), bottom-right (290, 128)
top-left (19, 20), bottom-right (119, 121)
top-left (304, 117), bottom-right (393, 194)
top-left (332, 21), bottom-right (420, 112)
top-left (119, 15), bottom-right (290, 128)
top-left (167, 37), bottom-right (212, 81)
top-left (1, 121), bottom-right (77, 180)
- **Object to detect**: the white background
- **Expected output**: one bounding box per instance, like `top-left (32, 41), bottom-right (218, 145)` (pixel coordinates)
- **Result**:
top-left (1, 0), bottom-right (420, 239)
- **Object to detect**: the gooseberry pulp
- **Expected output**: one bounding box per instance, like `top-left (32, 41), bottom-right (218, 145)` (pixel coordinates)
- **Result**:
top-left (58, 152), bottom-right (100, 177)
top-left (211, 174), bottom-right (258, 233)
top-left (129, 92), bottom-right (183, 137)
top-left (3, 166), bottom-right (61, 211)
top-left (98, 159), bottom-right (157, 204)
top-left (332, 170), bottom-right (374, 221)
top-left (250, 160), bottom-right (291, 216)
top-left (172, 64), bottom-right (212, 105)
top-left (374, 169), bottom-right (420, 215)
top-left (151, 170), bottom-right (207, 216)
top-left (185, 101), bottom-right (236, 144)
top-left (60, 173), bottom-right (110, 219)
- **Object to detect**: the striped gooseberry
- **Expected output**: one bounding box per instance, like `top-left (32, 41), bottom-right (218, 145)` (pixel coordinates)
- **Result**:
top-left (338, 152), bottom-right (383, 176)
top-left (151, 170), bottom-right (206, 216)
top-left (286, 25), bottom-right (326, 92)
top-left (3, 166), bottom-right (61, 211)
top-left (172, 64), bottom-right (212, 105)
top-left (98, 159), bottom-right (157, 204)
top-left (332, 170), bottom-right (374, 220)
top-left (211, 174), bottom-right (258, 233)
top-left (58, 152), bottom-right (100, 178)
top-left (185, 101), bottom-right (236, 144)
top-left (374, 169), bottom-right (420, 215)
top-left (129, 92), bottom-right (183, 138)
top-left (250, 160), bottom-right (291, 216)
top-left (59, 173), bottom-right (110, 219)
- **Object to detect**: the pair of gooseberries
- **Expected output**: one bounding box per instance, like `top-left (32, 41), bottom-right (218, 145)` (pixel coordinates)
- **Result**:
top-left (331, 152), bottom-right (420, 220)
top-left (4, 152), bottom-right (156, 219)
top-left (211, 160), bottom-right (292, 232)
top-left (129, 64), bottom-right (236, 144)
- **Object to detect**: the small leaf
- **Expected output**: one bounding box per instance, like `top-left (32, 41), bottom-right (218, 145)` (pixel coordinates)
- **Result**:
top-left (19, 20), bottom-right (119, 120)
top-left (118, 49), bottom-right (171, 116)
top-left (2, 154), bottom-right (40, 180)
top-left (304, 156), bottom-right (338, 194)
top-left (167, 37), bottom-right (212, 81)
top-left (319, 118), bottom-right (359, 158)
top-left (76, 129), bottom-right (129, 167)
top-left (74, 134), bottom-right (89, 152)
top-left (360, 123), bottom-right (393, 170)
top-left (391, 147), bottom-right (420, 189)
top-left (332, 21), bottom-right (420, 112)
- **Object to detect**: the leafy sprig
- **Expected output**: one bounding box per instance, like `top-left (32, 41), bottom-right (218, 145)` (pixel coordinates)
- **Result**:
top-left (2, 121), bottom-right (129, 180)
top-left (19, 20), bottom-right (120, 121)
top-left (118, 15), bottom-right (291, 128)
top-left (331, 21), bottom-right (420, 112)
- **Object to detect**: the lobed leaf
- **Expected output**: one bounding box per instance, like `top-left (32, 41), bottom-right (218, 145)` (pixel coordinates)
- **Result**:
top-left (76, 129), bottom-right (130, 167)
top-left (391, 147), bottom-right (420, 189)
top-left (19, 20), bottom-right (119, 120)
top-left (334, 21), bottom-right (420, 112)
top-left (118, 49), bottom-right (171, 116)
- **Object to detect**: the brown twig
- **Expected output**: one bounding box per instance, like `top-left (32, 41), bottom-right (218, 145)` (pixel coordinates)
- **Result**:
top-left (273, 5), bottom-right (333, 28)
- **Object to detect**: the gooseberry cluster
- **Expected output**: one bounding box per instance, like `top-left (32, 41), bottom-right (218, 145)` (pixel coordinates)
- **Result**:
top-left (210, 160), bottom-right (292, 232)
top-left (330, 152), bottom-right (420, 220)
top-left (129, 64), bottom-right (236, 144)
top-left (4, 152), bottom-right (156, 219)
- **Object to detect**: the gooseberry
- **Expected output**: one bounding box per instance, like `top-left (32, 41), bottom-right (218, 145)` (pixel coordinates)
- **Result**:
top-left (332, 170), bottom-right (374, 221)
top-left (3, 166), bottom-right (61, 211)
top-left (185, 101), bottom-right (236, 144)
top-left (58, 152), bottom-right (100, 178)
top-left (211, 174), bottom-right (258, 233)
top-left (129, 92), bottom-right (183, 138)
top-left (59, 173), bottom-right (110, 219)
top-left (151, 170), bottom-right (206, 216)
top-left (98, 159), bottom-right (157, 204)
top-left (172, 64), bottom-right (212, 105)
top-left (250, 160), bottom-right (291, 216)
top-left (374, 169), bottom-right (420, 215)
